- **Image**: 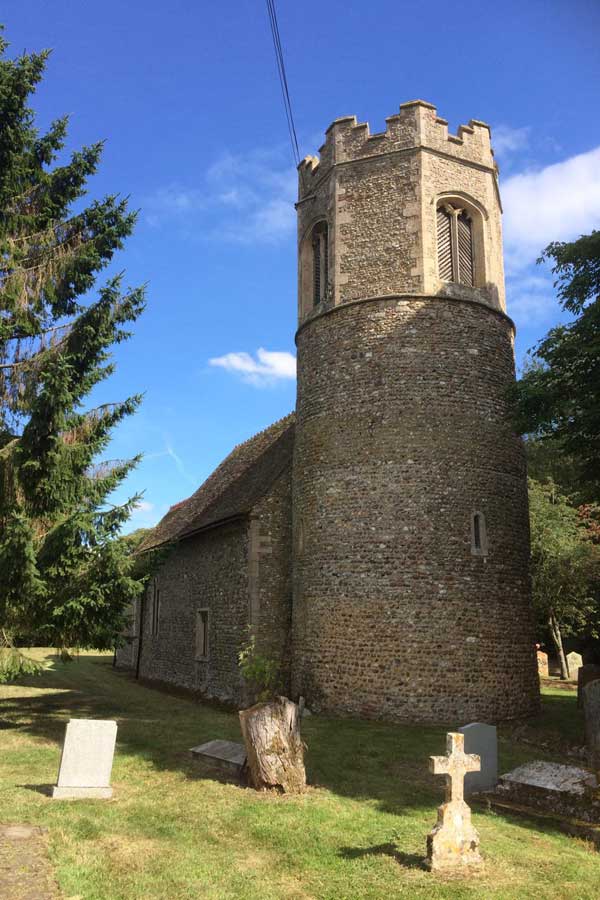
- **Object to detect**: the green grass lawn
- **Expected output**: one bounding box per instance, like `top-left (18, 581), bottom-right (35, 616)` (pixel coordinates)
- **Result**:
top-left (0, 650), bottom-right (598, 899)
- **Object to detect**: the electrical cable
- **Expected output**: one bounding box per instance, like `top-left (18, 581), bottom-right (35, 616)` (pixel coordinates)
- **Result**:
top-left (265, 0), bottom-right (300, 166)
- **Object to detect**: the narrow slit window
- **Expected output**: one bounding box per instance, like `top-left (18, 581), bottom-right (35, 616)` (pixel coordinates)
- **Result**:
top-left (473, 514), bottom-right (481, 550)
top-left (151, 582), bottom-right (161, 636)
top-left (437, 202), bottom-right (474, 287)
top-left (471, 511), bottom-right (488, 556)
top-left (196, 609), bottom-right (209, 660)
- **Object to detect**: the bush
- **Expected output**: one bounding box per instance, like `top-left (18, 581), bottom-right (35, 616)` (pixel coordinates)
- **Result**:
top-left (238, 630), bottom-right (280, 703)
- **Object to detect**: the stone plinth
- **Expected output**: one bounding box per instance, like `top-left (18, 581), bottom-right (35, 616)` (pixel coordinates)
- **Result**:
top-left (190, 739), bottom-right (246, 777)
top-left (459, 723), bottom-right (498, 795)
top-left (427, 732), bottom-right (483, 871)
top-left (52, 719), bottom-right (117, 800)
top-left (496, 761), bottom-right (600, 824)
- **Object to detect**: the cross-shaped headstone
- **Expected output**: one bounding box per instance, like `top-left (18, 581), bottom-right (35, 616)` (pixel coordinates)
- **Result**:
top-left (426, 732), bottom-right (483, 871)
top-left (429, 732), bottom-right (481, 803)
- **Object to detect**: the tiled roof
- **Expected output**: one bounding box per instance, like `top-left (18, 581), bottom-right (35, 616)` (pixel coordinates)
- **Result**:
top-left (138, 414), bottom-right (295, 551)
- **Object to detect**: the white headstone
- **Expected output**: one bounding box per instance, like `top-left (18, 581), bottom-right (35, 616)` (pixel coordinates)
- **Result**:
top-left (458, 722), bottom-right (498, 795)
top-left (52, 719), bottom-right (117, 799)
top-left (567, 652), bottom-right (583, 681)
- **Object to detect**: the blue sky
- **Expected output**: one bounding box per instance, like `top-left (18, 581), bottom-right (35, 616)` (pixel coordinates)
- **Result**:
top-left (4, 1), bottom-right (600, 532)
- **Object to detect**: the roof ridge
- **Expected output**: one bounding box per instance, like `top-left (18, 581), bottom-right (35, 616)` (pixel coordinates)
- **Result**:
top-left (179, 423), bottom-right (295, 538)
top-left (138, 412), bottom-right (295, 551)
top-left (228, 411), bottom-right (295, 454)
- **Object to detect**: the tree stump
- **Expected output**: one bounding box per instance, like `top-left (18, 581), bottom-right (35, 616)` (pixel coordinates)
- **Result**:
top-left (239, 696), bottom-right (306, 793)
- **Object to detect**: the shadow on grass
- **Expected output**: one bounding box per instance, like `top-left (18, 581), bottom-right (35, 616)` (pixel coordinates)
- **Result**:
top-left (1, 652), bottom-right (586, 844)
top-left (340, 843), bottom-right (428, 870)
top-left (19, 784), bottom-right (53, 797)
top-left (501, 692), bottom-right (584, 752)
top-left (2, 655), bottom-right (442, 814)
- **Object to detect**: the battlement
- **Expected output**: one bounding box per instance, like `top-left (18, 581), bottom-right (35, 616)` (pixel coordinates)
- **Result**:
top-left (298, 100), bottom-right (494, 197)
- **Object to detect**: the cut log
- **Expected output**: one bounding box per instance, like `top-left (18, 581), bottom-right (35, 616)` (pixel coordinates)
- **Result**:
top-left (239, 696), bottom-right (306, 793)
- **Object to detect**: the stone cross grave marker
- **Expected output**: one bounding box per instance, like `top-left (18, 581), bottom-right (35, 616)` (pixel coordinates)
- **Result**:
top-left (52, 719), bottom-right (117, 799)
top-left (458, 723), bottom-right (498, 795)
top-left (584, 680), bottom-right (600, 774)
top-left (426, 732), bottom-right (483, 871)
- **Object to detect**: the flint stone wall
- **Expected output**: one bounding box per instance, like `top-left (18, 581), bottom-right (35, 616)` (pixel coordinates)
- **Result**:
top-left (134, 467), bottom-right (293, 703)
top-left (292, 296), bottom-right (539, 722)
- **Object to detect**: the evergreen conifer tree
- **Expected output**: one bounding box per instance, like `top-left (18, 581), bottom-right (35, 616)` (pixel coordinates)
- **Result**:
top-left (0, 33), bottom-right (146, 653)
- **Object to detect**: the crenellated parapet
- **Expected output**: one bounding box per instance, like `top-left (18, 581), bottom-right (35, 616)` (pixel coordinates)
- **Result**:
top-left (298, 100), bottom-right (495, 200)
top-left (296, 99), bottom-right (505, 320)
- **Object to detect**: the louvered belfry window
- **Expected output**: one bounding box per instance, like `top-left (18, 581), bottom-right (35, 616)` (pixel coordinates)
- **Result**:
top-left (312, 221), bottom-right (328, 306)
top-left (437, 203), bottom-right (474, 287)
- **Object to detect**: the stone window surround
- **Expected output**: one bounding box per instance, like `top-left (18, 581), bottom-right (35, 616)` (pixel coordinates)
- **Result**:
top-left (434, 191), bottom-right (487, 290)
top-left (299, 218), bottom-right (330, 319)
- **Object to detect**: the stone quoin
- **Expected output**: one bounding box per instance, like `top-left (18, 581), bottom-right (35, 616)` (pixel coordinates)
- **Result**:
top-left (117, 100), bottom-right (539, 724)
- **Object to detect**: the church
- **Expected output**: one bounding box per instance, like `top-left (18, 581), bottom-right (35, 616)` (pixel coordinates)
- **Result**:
top-left (116, 99), bottom-right (540, 724)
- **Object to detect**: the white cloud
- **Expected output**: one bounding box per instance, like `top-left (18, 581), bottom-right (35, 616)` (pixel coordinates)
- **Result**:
top-left (209, 347), bottom-right (296, 387)
top-left (502, 145), bottom-right (600, 271)
top-left (492, 124), bottom-right (530, 160)
top-left (145, 147), bottom-right (296, 244)
top-left (127, 498), bottom-right (163, 531)
top-left (506, 273), bottom-right (560, 326)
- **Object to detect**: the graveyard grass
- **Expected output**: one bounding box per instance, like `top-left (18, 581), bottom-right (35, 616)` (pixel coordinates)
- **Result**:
top-left (1, 651), bottom-right (598, 899)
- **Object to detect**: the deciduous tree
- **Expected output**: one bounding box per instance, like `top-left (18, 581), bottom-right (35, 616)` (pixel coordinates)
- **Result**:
top-left (513, 231), bottom-right (600, 495)
top-left (528, 479), bottom-right (599, 678)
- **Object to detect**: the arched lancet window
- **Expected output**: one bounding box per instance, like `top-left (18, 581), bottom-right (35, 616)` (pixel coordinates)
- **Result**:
top-left (437, 203), bottom-right (475, 287)
top-left (311, 221), bottom-right (328, 306)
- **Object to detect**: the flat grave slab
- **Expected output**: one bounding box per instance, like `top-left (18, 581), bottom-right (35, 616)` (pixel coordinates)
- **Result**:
top-left (495, 761), bottom-right (600, 824)
top-left (190, 739), bottom-right (246, 777)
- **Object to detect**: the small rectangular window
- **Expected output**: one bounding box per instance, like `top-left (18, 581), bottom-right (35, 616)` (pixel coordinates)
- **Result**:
top-left (196, 609), bottom-right (209, 660)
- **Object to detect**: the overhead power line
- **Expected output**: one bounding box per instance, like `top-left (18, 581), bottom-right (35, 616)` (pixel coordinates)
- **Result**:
top-left (265, 0), bottom-right (300, 167)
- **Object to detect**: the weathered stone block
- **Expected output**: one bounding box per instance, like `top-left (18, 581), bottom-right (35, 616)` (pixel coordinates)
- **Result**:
top-left (584, 680), bottom-right (600, 773)
top-left (578, 664), bottom-right (600, 709)
top-left (497, 761), bottom-right (600, 824)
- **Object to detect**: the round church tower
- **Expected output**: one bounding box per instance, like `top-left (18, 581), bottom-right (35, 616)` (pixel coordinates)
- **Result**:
top-left (291, 100), bottom-right (539, 723)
